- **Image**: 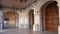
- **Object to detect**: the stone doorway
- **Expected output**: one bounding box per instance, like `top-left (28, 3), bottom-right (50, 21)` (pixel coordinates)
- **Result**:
top-left (3, 11), bottom-right (19, 29)
top-left (29, 9), bottom-right (34, 29)
top-left (45, 2), bottom-right (59, 32)
top-left (42, 1), bottom-right (59, 32)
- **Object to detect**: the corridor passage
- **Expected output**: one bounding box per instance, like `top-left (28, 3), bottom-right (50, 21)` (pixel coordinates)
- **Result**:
top-left (0, 29), bottom-right (58, 34)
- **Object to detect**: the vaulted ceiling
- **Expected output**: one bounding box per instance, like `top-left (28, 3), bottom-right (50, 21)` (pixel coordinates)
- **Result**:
top-left (0, 0), bottom-right (36, 9)
top-left (4, 11), bottom-right (18, 19)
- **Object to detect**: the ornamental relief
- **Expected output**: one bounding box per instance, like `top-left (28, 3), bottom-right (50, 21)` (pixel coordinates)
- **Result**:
top-left (34, 11), bottom-right (40, 16)
top-left (1, 0), bottom-right (36, 9)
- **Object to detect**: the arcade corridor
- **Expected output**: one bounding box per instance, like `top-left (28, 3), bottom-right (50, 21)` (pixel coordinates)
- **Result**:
top-left (0, 0), bottom-right (60, 34)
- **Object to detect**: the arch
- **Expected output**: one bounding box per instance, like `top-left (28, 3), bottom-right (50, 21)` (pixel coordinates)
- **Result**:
top-left (29, 9), bottom-right (34, 29)
top-left (40, 1), bottom-right (58, 12)
top-left (40, 1), bottom-right (59, 32)
top-left (3, 11), bottom-right (19, 29)
top-left (3, 10), bottom-right (19, 15)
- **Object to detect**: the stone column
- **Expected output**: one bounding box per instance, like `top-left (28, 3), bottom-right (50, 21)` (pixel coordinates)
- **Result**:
top-left (57, 1), bottom-right (60, 26)
top-left (33, 10), bottom-right (42, 31)
top-left (0, 11), bottom-right (3, 30)
top-left (23, 12), bottom-right (29, 29)
top-left (18, 11), bottom-right (29, 29)
top-left (18, 12), bottom-right (24, 29)
top-left (57, 1), bottom-right (60, 34)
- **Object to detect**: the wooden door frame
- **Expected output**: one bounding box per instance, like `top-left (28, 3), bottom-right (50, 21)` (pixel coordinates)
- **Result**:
top-left (41, 1), bottom-right (59, 31)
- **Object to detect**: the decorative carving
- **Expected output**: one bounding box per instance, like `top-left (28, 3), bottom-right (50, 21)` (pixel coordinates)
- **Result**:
top-left (0, 0), bottom-right (36, 9)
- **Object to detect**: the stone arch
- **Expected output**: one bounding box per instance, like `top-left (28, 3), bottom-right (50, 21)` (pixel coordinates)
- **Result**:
top-left (40, 1), bottom-right (58, 11)
top-left (3, 11), bottom-right (19, 29)
top-left (29, 9), bottom-right (34, 29)
top-left (40, 1), bottom-right (59, 32)
top-left (3, 10), bottom-right (20, 15)
top-left (28, 7), bottom-right (34, 13)
top-left (36, 0), bottom-right (58, 11)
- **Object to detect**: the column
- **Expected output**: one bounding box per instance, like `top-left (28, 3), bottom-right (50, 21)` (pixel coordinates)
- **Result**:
top-left (33, 10), bottom-right (42, 31)
top-left (57, 1), bottom-right (60, 26)
top-left (18, 12), bottom-right (24, 29)
top-left (18, 11), bottom-right (29, 29)
top-left (57, 1), bottom-right (60, 34)
top-left (0, 11), bottom-right (3, 30)
top-left (23, 12), bottom-right (29, 29)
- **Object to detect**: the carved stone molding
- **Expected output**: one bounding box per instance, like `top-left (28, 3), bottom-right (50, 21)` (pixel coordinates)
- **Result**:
top-left (1, 0), bottom-right (36, 9)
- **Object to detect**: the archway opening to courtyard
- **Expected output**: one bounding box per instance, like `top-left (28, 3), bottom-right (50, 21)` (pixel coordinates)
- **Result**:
top-left (41, 1), bottom-right (59, 32)
top-left (29, 9), bottom-right (34, 29)
top-left (3, 11), bottom-right (19, 29)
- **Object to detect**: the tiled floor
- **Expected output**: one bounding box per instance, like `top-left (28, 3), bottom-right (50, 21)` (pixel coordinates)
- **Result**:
top-left (0, 29), bottom-right (58, 34)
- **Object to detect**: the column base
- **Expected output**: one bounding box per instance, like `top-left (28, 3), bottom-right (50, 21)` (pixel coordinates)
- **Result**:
top-left (58, 26), bottom-right (60, 34)
top-left (0, 24), bottom-right (2, 30)
top-left (33, 24), bottom-right (42, 31)
top-left (18, 24), bottom-right (29, 29)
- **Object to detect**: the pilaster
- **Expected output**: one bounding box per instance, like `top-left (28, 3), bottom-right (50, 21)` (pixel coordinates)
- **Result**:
top-left (0, 10), bottom-right (3, 30)
top-left (33, 10), bottom-right (42, 31)
top-left (18, 11), bottom-right (29, 29)
top-left (57, 1), bottom-right (60, 34)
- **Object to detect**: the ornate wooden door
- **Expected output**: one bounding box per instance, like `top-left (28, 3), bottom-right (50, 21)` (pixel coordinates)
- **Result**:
top-left (45, 3), bottom-right (59, 32)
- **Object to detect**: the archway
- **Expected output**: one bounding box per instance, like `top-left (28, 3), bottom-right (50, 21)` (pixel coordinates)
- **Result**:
top-left (3, 11), bottom-right (19, 29)
top-left (41, 1), bottom-right (59, 32)
top-left (29, 9), bottom-right (34, 29)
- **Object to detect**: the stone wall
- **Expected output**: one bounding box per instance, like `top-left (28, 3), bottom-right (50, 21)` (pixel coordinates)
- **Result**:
top-left (0, 0), bottom-right (60, 32)
top-left (0, 10), bottom-right (3, 30)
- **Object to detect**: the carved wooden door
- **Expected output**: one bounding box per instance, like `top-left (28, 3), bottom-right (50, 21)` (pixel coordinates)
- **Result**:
top-left (45, 3), bottom-right (59, 32)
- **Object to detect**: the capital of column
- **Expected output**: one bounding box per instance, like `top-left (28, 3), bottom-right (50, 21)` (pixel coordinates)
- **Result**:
top-left (57, 2), bottom-right (60, 25)
top-left (34, 10), bottom-right (40, 16)
top-left (57, 1), bottom-right (60, 7)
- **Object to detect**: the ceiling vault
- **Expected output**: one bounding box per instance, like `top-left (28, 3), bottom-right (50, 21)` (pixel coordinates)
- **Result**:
top-left (0, 0), bottom-right (37, 10)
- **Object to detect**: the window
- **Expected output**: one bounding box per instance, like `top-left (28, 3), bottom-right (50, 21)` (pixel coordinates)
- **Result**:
top-left (4, 19), bottom-right (9, 24)
top-left (4, 21), bottom-right (7, 24)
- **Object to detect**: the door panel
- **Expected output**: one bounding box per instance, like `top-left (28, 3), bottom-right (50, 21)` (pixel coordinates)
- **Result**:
top-left (45, 3), bottom-right (59, 32)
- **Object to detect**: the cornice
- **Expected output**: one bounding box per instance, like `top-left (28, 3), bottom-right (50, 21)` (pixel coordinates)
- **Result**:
top-left (0, 0), bottom-right (37, 9)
